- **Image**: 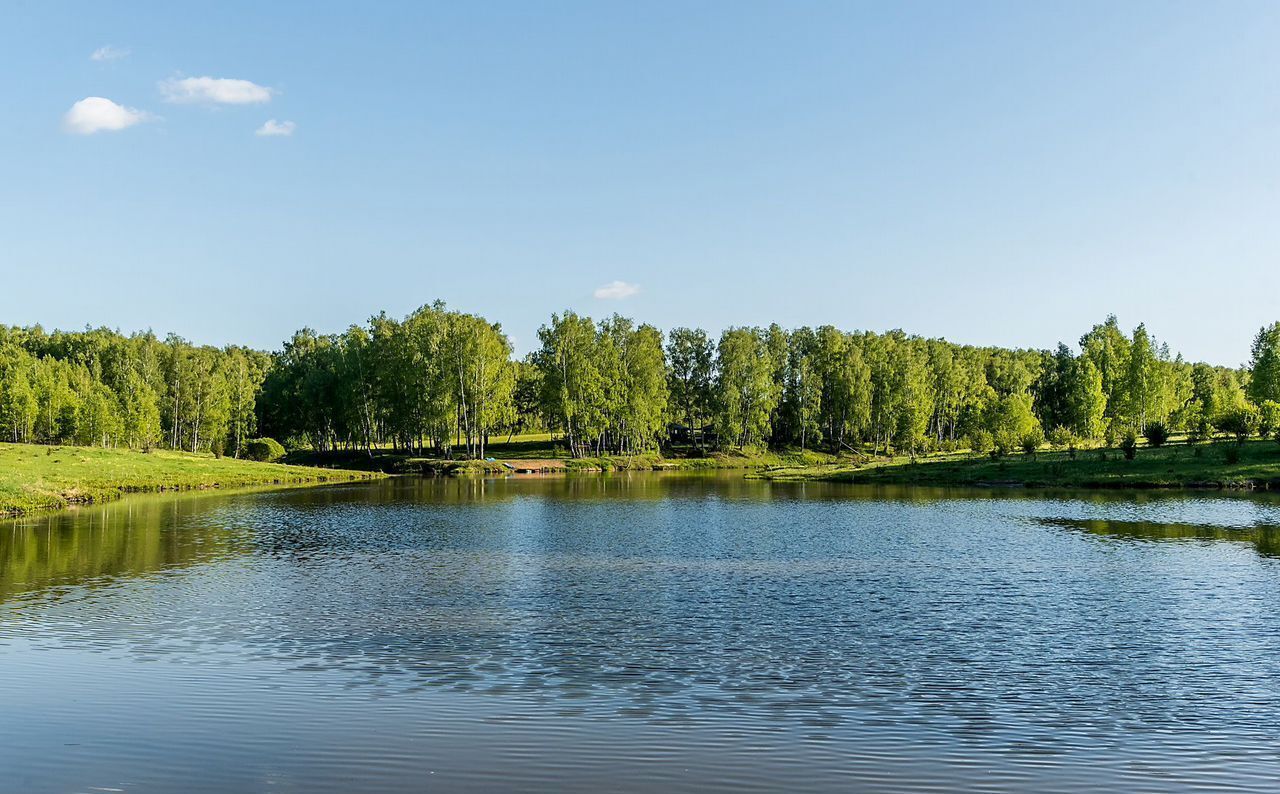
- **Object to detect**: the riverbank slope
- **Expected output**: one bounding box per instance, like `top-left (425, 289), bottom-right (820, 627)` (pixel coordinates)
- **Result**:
top-left (754, 440), bottom-right (1280, 490)
top-left (0, 442), bottom-right (384, 517)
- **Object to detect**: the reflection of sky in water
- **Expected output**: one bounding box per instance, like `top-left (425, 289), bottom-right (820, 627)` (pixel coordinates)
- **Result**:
top-left (4, 476), bottom-right (1280, 792)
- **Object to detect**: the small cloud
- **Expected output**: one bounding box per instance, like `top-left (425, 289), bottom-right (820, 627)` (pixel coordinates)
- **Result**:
top-left (63, 97), bottom-right (152, 134)
top-left (593, 280), bottom-right (641, 300)
top-left (160, 76), bottom-right (273, 105)
top-left (255, 119), bottom-right (296, 137)
top-left (90, 45), bottom-right (129, 62)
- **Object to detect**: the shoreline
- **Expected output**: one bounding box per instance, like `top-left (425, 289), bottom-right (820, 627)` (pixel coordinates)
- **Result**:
top-left (10, 437), bottom-right (1280, 519)
top-left (288, 438), bottom-right (1280, 493)
top-left (750, 440), bottom-right (1280, 492)
top-left (283, 448), bottom-right (832, 476)
top-left (0, 442), bottom-right (385, 519)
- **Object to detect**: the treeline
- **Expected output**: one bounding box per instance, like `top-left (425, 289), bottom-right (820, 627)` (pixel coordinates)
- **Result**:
top-left (0, 326), bottom-right (266, 453)
top-left (4, 310), bottom-right (1280, 460)
top-left (256, 308), bottom-right (1280, 459)
top-left (537, 314), bottom-right (1269, 457)
top-left (257, 302), bottom-right (514, 458)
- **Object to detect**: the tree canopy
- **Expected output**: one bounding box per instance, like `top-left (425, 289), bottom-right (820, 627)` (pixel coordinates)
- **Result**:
top-left (1, 312), bottom-right (1274, 459)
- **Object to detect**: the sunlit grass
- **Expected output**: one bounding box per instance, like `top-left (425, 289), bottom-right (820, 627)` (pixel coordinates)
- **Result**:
top-left (758, 438), bottom-right (1280, 489)
top-left (0, 442), bottom-right (382, 516)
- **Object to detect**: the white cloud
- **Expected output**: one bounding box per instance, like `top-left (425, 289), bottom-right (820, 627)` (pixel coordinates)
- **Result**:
top-left (593, 280), bottom-right (641, 300)
top-left (255, 119), bottom-right (296, 137)
top-left (159, 76), bottom-right (274, 105)
top-left (63, 97), bottom-right (151, 134)
top-left (90, 45), bottom-right (129, 62)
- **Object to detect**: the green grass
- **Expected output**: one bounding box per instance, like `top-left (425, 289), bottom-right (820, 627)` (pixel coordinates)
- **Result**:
top-left (756, 439), bottom-right (1280, 490)
top-left (289, 436), bottom-right (842, 475)
top-left (485, 432), bottom-right (559, 460)
top-left (267, 432), bottom-right (1280, 491)
top-left (0, 442), bottom-right (384, 516)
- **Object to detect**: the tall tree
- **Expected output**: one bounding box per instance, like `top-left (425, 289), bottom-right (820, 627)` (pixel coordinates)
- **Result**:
top-left (714, 327), bottom-right (777, 449)
top-left (536, 311), bottom-right (605, 457)
top-left (814, 327), bottom-right (871, 453)
top-left (666, 327), bottom-right (714, 440)
top-left (1121, 323), bottom-right (1161, 431)
top-left (1248, 322), bottom-right (1280, 406)
top-left (1065, 355), bottom-right (1106, 439)
top-left (1080, 315), bottom-right (1130, 428)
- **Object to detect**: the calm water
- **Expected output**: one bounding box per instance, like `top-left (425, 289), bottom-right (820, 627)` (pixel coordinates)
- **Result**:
top-left (4, 474), bottom-right (1280, 792)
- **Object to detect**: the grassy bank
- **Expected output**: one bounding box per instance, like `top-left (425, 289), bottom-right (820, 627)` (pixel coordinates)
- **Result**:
top-left (755, 439), bottom-right (1280, 490)
top-left (559, 448), bottom-right (837, 472)
top-left (288, 434), bottom-right (840, 476)
top-left (270, 431), bottom-right (1280, 491)
top-left (0, 442), bottom-right (384, 517)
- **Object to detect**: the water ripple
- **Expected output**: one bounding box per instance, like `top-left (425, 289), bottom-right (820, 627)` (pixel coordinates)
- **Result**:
top-left (3, 476), bottom-right (1280, 791)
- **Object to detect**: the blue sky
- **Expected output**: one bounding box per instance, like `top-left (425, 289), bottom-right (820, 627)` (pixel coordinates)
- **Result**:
top-left (2, 1), bottom-right (1277, 365)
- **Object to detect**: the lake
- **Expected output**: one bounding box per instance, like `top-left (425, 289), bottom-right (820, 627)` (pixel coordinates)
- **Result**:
top-left (4, 473), bottom-right (1280, 792)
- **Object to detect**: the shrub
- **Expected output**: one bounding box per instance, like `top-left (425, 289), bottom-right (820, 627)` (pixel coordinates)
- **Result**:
top-left (244, 437), bottom-right (286, 462)
top-left (1216, 407), bottom-right (1260, 444)
top-left (1120, 431), bottom-right (1138, 460)
top-left (1019, 429), bottom-right (1044, 457)
top-left (1143, 422), bottom-right (1170, 448)
top-left (1046, 426), bottom-right (1075, 449)
top-left (967, 429), bottom-right (993, 456)
top-left (1224, 444), bottom-right (1241, 465)
top-left (1188, 419), bottom-right (1212, 443)
top-left (1259, 401), bottom-right (1280, 439)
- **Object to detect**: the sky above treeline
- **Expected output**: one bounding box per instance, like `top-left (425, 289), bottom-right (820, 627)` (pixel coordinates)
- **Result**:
top-left (2, 1), bottom-right (1277, 366)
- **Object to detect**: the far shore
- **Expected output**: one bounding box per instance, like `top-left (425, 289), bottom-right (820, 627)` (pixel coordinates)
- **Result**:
top-left (8, 433), bottom-right (1280, 520)
top-left (288, 433), bottom-right (1280, 493)
top-left (750, 438), bottom-right (1280, 492)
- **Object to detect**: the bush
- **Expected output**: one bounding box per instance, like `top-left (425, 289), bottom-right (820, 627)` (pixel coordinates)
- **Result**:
top-left (967, 429), bottom-right (993, 456)
top-left (1046, 426), bottom-right (1075, 450)
top-left (1224, 444), bottom-right (1241, 465)
top-left (1143, 422), bottom-right (1170, 448)
top-left (1188, 419), bottom-right (1213, 443)
top-left (244, 437), bottom-right (286, 462)
top-left (1216, 407), bottom-right (1260, 444)
top-left (1259, 401), bottom-right (1280, 439)
top-left (1120, 431), bottom-right (1138, 460)
top-left (1019, 430), bottom-right (1044, 457)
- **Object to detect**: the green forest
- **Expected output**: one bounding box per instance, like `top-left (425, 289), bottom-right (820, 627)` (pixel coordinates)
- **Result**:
top-left (3, 306), bottom-right (1280, 461)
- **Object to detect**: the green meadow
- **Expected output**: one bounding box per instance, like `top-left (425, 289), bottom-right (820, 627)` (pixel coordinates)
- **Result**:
top-left (0, 442), bottom-right (381, 516)
top-left (756, 439), bottom-right (1280, 490)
